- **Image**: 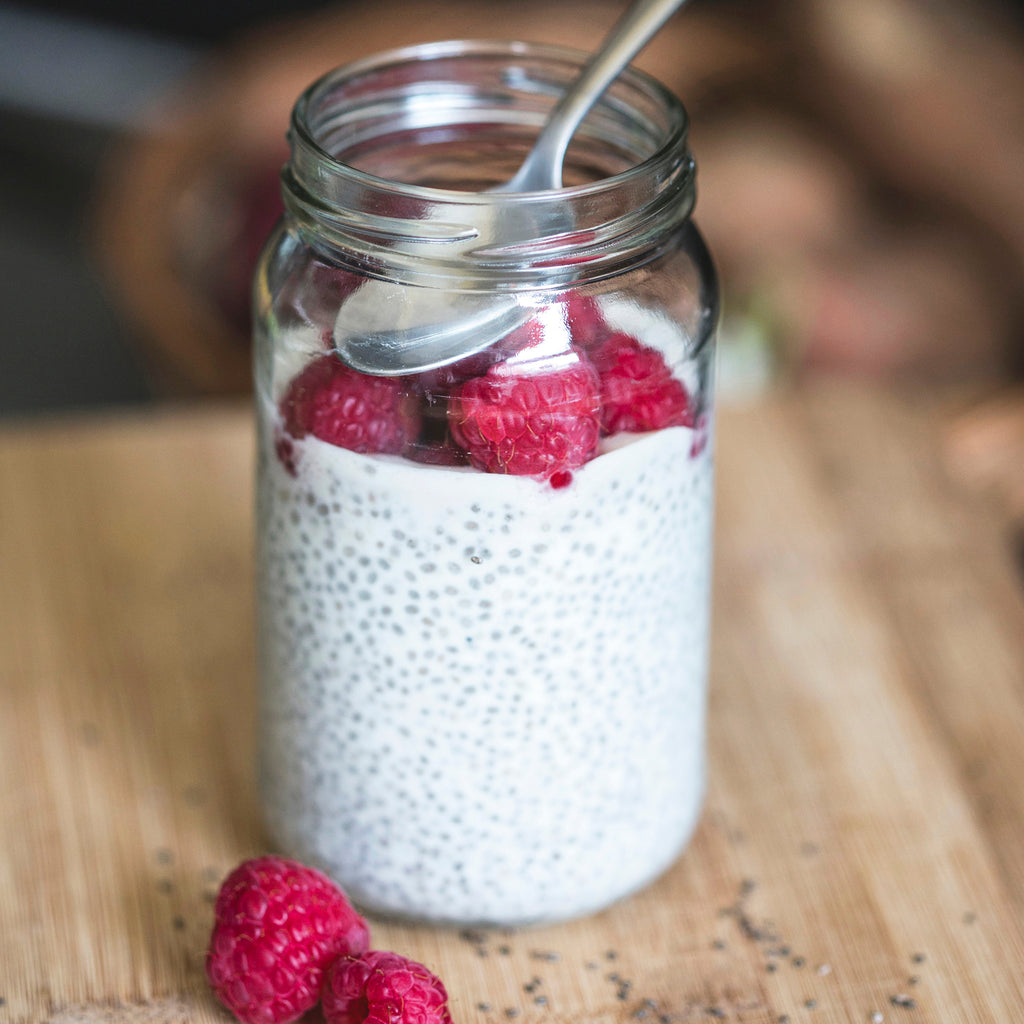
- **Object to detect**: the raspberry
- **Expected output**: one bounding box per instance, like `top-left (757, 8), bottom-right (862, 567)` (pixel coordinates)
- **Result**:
top-left (592, 333), bottom-right (694, 434)
top-left (562, 292), bottom-right (612, 350)
top-left (448, 360), bottom-right (600, 481)
top-left (322, 951), bottom-right (452, 1024)
top-left (205, 856), bottom-right (370, 1024)
top-left (281, 354), bottom-right (420, 456)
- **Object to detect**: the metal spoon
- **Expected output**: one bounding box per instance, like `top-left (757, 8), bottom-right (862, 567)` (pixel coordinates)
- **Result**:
top-left (334, 0), bottom-right (688, 376)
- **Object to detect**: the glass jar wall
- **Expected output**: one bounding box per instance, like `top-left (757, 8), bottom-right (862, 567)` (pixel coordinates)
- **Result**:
top-left (254, 40), bottom-right (718, 925)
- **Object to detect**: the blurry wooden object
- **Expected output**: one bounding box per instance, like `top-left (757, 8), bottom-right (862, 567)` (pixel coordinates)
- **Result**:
top-left (94, 0), bottom-right (771, 396)
top-left (5, 383), bottom-right (1024, 1022)
top-left (793, 0), bottom-right (1024, 280)
top-left (945, 388), bottom-right (1024, 519)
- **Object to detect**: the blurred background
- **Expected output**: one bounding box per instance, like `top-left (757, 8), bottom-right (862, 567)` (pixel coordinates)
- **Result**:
top-left (1, 0), bottom-right (1024, 416)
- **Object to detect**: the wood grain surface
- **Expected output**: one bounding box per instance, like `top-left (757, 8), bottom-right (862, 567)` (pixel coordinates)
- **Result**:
top-left (3, 385), bottom-right (1024, 1024)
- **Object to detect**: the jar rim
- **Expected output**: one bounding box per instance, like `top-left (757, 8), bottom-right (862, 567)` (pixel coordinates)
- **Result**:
top-left (290, 38), bottom-right (690, 205)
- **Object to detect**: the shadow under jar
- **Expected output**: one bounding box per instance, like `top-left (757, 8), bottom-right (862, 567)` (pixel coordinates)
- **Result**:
top-left (254, 39), bottom-right (718, 926)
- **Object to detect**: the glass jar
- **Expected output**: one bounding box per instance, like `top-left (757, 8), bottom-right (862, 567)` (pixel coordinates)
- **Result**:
top-left (254, 40), bottom-right (718, 926)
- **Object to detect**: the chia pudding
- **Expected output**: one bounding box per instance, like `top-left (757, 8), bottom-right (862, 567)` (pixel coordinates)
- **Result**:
top-left (256, 308), bottom-right (714, 925)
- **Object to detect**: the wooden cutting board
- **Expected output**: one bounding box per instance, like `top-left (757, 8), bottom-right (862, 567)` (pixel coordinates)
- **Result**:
top-left (3, 384), bottom-right (1024, 1024)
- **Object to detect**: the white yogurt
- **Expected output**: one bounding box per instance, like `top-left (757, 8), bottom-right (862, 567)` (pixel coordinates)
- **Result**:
top-left (256, 392), bottom-right (714, 924)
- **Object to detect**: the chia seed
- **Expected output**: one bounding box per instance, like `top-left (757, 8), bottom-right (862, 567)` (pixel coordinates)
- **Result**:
top-left (890, 995), bottom-right (916, 1010)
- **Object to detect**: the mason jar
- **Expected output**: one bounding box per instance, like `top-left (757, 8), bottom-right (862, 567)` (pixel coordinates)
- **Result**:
top-left (254, 39), bottom-right (718, 926)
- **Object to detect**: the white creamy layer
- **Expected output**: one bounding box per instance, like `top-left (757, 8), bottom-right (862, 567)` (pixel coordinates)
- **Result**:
top-left (257, 396), bottom-right (714, 924)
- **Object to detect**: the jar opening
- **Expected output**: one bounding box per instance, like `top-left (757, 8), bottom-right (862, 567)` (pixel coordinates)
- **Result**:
top-left (282, 40), bottom-right (696, 284)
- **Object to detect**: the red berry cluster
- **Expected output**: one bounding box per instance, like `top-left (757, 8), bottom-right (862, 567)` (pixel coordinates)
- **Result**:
top-left (278, 290), bottom-right (694, 485)
top-left (206, 856), bottom-right (451, 1024)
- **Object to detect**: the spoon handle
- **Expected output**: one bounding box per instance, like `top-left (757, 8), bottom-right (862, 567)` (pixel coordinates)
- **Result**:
top-left (507, 0), bottom-right (688, 192)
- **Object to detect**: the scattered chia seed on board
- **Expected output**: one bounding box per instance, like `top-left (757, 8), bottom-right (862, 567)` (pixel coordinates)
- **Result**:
top-left (80, 722), bottom-right (101, 747)
top-left (910, 953), bottom-right (926, 964)
top-left (890, 994), bottom-right (916, 1009)
top-left (183, 784), bottom-right (207, 806)
top-left (719, 879), bottom-right (778, 944)
top-left (155, 847), bottom-right (174, 865)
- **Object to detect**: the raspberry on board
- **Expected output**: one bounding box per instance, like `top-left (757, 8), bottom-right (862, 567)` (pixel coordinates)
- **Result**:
top-left (280, 354), bottom-right (421, 457)
top-left (205, 856), bottom-right (370, 1024)
top-left (592, 332), bottom-right (694, 435)
top-left (448, 359), bottom-right (601, 482)
top-left (322, 950), bottom-right (452, 1024)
